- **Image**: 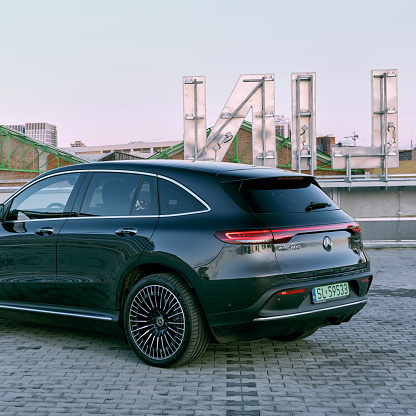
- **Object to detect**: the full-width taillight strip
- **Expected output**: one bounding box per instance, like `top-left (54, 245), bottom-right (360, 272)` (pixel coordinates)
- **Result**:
top-left (272, 222), bottom-right (361, 244)
top-left (215, 222), bottom-right (361, 244)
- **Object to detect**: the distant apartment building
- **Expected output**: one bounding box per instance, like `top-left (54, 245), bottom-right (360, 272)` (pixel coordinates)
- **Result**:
top-left (25, 123), bottom-right (58, 147)
top-left (62, 139), bottom-right (181, 161)
top-left (5, 124), bottom-right (25, 134)
top-left (4, 122), bottom-right (58, 147)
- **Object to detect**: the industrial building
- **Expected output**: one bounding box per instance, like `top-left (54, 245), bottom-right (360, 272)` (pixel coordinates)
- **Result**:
top-left (0, 125), bottom-right (84, 200)
top-left (61, 139), bottom-right (181, 161)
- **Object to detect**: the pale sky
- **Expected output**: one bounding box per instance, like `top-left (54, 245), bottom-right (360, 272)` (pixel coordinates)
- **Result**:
top-left (1, 0), bottom-right (415, 149)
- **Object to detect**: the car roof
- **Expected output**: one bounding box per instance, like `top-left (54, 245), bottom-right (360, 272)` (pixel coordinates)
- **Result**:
top-left (49, 160), bottom-right (309, 180)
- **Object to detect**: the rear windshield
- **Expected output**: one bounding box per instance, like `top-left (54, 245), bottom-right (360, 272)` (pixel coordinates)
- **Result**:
top-left (239, 177), bottom-right (337, 214)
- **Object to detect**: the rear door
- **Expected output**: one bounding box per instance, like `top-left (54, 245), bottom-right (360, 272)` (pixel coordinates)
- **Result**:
top-left (237, 176), bottom-right (367, 278)
top-left (56, 171), bottom-right (159, 310)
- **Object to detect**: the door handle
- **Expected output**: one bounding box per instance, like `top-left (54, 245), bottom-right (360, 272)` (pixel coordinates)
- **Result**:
top-left (35, 227), bottom-right (54, 236)
top-left (115, 227), bottom-right (138, 237)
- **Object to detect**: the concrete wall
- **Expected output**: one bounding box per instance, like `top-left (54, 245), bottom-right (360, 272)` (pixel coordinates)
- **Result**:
top-left (323, 185), bottom-right (416, 242)
top-left (0, 187), bottom-right (19, 203)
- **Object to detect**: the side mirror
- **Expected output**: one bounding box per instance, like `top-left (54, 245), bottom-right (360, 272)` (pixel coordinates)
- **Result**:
top-left (0, 204), bottom-right (3, 221)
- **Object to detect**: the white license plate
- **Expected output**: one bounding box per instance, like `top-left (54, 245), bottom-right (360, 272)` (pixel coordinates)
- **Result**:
top-left (312, 282), bottom-right (349, 304)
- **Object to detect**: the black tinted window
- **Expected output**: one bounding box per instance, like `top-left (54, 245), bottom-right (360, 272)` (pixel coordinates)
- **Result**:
top-left (80, 172), bottom-right (141, 217)
top-left (158, 178), bottom-right (206, 215)
top-left (240, 177), bottom-right (337, 214)
top-left (131, 175), bottom-right (158, 216)
top-left (6, 173), bottom-right (80, 221)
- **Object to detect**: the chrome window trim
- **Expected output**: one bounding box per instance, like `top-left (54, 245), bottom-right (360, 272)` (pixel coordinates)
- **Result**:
top-left (67, 215), bottom-right (160, 220)
top-left (253, 299), bottom-right (367, 322)
top-left (159, 210), bottom-right (209, 218)
top-left (3, 208), bottom-right (209, 224)
top-left (66, 210), bottom-right (208, 220)
top-left (2, 170), bottom-right (87, 205)
top-left (156, 174), bottom-right (211, 213)
top-left (2, 168), bottom-right (211, 220)
top-left (3, 217), bottom-right (71, 224)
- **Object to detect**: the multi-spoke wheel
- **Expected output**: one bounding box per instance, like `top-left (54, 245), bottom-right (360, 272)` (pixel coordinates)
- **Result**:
top-left (124, 273), bottom-right (209, 367)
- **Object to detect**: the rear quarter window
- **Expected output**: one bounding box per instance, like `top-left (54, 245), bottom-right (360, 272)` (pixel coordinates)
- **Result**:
top-left (158, 178), bottom-right (208, 215)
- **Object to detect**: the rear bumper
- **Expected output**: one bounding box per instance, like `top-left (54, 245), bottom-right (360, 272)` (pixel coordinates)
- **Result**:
top-left (253, 298), bottom-right (367, 322)
top-left (207, 271), bottom-right (372, 343)
top-left (209, 298), bottom-right (367, 343)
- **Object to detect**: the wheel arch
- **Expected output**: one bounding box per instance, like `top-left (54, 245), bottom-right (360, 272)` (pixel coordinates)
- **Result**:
top-left (117, 254), bottom-right (202, 321)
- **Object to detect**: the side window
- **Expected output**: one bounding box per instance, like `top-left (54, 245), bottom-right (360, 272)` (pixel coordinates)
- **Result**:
top-left (80, 172), bottom-right (142, 217)
top-left (158, 178), bottom-right (207, 215)
top-left (131, 175), bottom-right (158, 216)
top-left (6, 173), bottom-right (81, 221)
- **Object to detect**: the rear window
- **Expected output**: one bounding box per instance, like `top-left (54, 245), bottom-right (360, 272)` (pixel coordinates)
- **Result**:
top-left (239, 177), bottom-right (337, 214)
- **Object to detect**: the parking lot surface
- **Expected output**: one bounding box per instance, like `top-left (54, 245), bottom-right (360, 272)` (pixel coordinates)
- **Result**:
top-left (0, 248), bottom-right (415, 416)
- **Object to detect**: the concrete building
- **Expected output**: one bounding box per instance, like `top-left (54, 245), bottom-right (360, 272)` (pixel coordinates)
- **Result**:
top-left (399, 147), bottom-right (416, 161)
top-left (5, 124), bottom-right (25, 134)
top-left (62, 140), bottom-right (181, 161)
top-left (4, 122), bottom-right (58, 147)
top-left (275, 115), bottom-right (291, 138)
top-left (316, 134), bottom-right (336, 155)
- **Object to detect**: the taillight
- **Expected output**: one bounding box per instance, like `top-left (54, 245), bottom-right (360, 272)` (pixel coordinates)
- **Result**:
top-left (214, 230), bottom-right (273, 244)
top-left (272, 222), bottom-right (361, 243)
top-left (216, 222), bottom-right (361, 245)
top-left (272, 228), bottom-right (300, 244)
top-left (348, 222), bottom-right (362, 235)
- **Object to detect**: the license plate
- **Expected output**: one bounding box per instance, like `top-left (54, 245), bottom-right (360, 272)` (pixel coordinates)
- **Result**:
top-left (312, 282), bottom-right (349, 304)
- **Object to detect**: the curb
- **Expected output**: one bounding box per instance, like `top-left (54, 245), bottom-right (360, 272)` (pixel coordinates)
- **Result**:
top-left (364, 241), bottom-right (416, 249)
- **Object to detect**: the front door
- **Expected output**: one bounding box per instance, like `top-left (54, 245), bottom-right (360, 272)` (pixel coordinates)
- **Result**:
top-left (0, 172), bottom-right (83, 304)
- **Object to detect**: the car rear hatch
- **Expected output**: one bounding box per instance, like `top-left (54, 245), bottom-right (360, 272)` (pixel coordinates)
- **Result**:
top-left (219, 173), bottom-right (368, 280)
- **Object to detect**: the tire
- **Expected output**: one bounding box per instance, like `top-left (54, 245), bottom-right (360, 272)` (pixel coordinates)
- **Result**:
top-left (269, 328), bottom-right (318, 342)
top-left (124, 273), bottom-right (209, 367)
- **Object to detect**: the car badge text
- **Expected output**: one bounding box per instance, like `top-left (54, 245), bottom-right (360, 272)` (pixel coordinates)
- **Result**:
top-left (278, 244), bottom-right (301, 252)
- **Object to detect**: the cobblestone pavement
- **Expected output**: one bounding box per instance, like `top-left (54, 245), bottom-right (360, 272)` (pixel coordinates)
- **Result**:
top-left (0, 248), bottom-right (415, 416)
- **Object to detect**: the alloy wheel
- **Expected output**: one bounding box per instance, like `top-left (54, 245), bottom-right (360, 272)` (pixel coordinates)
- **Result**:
top-left (128, 284), bottom-right (186, 360)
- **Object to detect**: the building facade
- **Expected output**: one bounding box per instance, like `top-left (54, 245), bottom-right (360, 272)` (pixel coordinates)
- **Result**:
top-left (25, 123), bottom-right (58, 147)
top-left (4, 123), bottom-right (58, 147)
top-left (275, 115), bottom-right (291, 139)
top-left (62, 140), bottom-right (181, 161)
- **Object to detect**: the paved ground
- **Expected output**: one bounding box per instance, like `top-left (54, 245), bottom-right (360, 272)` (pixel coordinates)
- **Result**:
top-left (0, 248), bottom-right (415, 416)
